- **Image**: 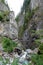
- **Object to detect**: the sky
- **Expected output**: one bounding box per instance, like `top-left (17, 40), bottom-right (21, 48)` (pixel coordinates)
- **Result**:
top-left (6, 0), bottom-right (24, 17)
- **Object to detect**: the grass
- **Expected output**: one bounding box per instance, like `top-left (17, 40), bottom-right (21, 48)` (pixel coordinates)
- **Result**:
top-left (2, 37), bottom-right (17, 53)
top-left (0, 56), bottom-right (3, 61)
top-left (0, 11), bottom-right (9, 22)
top-left (11, 58), bottom-right (19, 65)
top-left (31, 54), bottom-right (43, 65)
top-left (0, 56), bottom-right (9, 65)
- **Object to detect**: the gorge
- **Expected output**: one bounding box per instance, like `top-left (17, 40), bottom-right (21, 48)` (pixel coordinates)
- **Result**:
top-left (0, 0), bottom-right (43, 65)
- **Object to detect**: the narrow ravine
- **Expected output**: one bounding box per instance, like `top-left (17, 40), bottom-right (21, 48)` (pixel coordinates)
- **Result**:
top-left (0, 0), bottom-right (43, 65)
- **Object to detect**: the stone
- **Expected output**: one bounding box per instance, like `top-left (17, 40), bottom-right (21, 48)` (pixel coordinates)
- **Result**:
top-left (14, 53), bottom-right (20, 58)
top-left (30, 0), bottom-right (40, 9)
top-left (0, 44), bottom-right (3, 51)
top-left (0, 2), bottom-right (9, 11)
top-left (30, 0), bottom-right (43, 10)
top-left (0, 3), bottom-right (18, 40)
top-left (18, 0), bottom-right (43, 50)
top-left (26, 49), bottom-right (33, 54)
top-left (9, 11), bottom-right (18, 39)
top-left (33, 48), bottom-right (38, 54)
top-left (9, 58), bottom-right (13, 63)
top-left (4, 53), bottom-right (9, 59)
top-left (22, 29), bottom-right (32, 49)
top-left (19, 52), bottom-right (27, 63)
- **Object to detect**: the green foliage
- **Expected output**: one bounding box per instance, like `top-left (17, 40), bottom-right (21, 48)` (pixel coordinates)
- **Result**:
top-left (18, 9), bottom-right (34, 38)
top-left (0, 0), bottom-right (5, 3)
top-left (35, 39), bottom-right (41, 45)
top-left (18, 26), bottom-right (24, 38)
top-left (0, 11), bottom-right (4, 21)
top-left (39, 43), bottom-right (43, 54)
top-left (2, 0), bottom-right (5, 3)
top-left (0, 11), bottom-right (9, 22)
top-left (0, 56), bottom-right (3, 61)
top-left (24, 6), bottom-right (39, 31)
top-left (12, 58), bottom-right (19, 65)
top-left (23, 6), bottom-right (39, 31)
top-left (12, 58), bottom-right (31, 65)
top-left (31, 54), bottom-right (43, 65)
top-left (35, 30), bottom-right (43, 46)
top-left (18, 10), bottom-right (34, 38)
top-left (21, 0), bottom-right (31, 12)
top-left (2, 37), bottom-right (17, 53)
top-left (0, 57), bottom-right (31, 65)
top-left (0, 56), bottom-right (9, 65)
top-left (36, 30), bottom-right (43, 39)
top-left (15, 15), bottom-right (19, 23)
top-left (23, 10), bottom-right (34, 30)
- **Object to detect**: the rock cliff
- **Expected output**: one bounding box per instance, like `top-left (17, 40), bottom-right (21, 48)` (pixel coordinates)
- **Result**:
top-left (17, 0), bottom-right (43, 49)
top-left (0, 0), bottom-right (18, 40)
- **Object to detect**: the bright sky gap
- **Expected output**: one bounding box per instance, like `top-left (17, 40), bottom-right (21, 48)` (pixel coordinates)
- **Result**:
top-left (6, 0), bottom-right (24, 17)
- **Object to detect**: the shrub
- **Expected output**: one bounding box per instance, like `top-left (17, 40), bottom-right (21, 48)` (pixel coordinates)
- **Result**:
top-left (23, 10), bottom-right (34, 30)
top-left (0, 56), bottom-right (9, 65)
top-left (11, 58), bottom-right (19, 65)
top-left (2, 37), bottom-right (17, 53)
top-left (18, 26), bottom-right (24, 38)
top-left (11, 58), bottom-right (30, 65)
top-left (31, 54), bottom-right (43, 65)
top-left (0, 12), bottom-right (4, 21)
top-left (0, 11), bottom-right (9, 22)
top-left (15, 16), bottom-right (19, 23)
top-left (34, 30), bottom-right (43, 54)
top-left (1, 0), bottom-right (5, 3)
top-left (39, 43), bottom-right (43, 54)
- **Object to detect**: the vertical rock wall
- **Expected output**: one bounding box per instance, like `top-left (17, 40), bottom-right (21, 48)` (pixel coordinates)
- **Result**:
top-left (0, 1), bottom-right (18, 39)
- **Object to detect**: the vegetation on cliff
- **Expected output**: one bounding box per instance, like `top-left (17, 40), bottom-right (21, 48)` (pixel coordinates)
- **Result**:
top-left (0, 11), bottom-right (10, 22)
top-left (0, 0), bottom-right (5, 3)
top-left (0, 0), bottom-right (43, 65)
top-left (16, 0), bottom-right (43, 65)
top-left (2, 37), bottom-right (17, 53)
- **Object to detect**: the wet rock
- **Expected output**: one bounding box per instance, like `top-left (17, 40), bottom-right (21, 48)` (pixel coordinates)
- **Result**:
top-left (9, 57), bottom-right (14, 63)
top-left (26, 49), bottom-right (33, 54)
top-left (26, 55), bottom-right (31, 61)
top-left (19, 52), bottom-right (27, 63)
top-left (22, 29), bottom-right (32, 49)
top-left (14, 53), bottom-right (20, 58)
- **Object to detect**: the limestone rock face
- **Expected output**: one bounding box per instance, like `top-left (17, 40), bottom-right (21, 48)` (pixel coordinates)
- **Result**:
top-left (0, 12), bottom-right (18, 39)
top-left (18, 0), bottom-right (43, 49)
top-left (30, 0), bottom-right (43, 10)
top-left (18, 14), bottom-right (24, 27)
top-left (0, 23), bottom-right (4, 34)
top-left (0, 1), bottom-right (18, 39)
top-left (9, 11), bottom-right (18, 39)
top-left (0, 2), bottom-right (9, 11)
top-left (31, 0), bottom-right (40, 9)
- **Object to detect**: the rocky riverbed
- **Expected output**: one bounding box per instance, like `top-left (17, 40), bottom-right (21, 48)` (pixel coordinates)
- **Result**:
top-left (0, 43), bottom-right (38, 65)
